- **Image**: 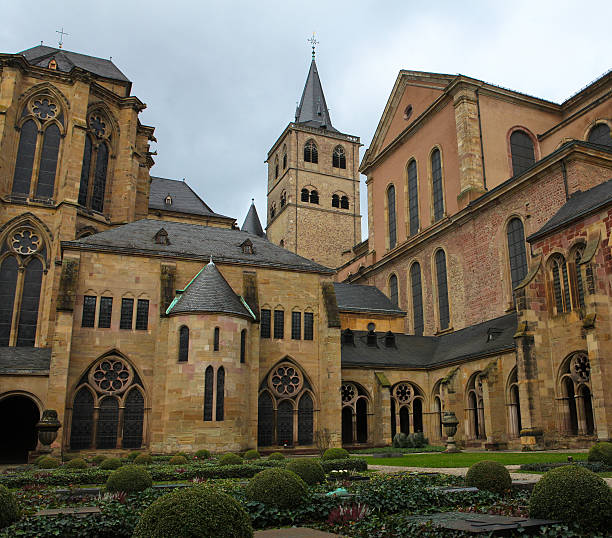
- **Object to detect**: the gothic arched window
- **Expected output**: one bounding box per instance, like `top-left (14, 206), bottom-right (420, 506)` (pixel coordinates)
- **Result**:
top-left (332, 145), bottom-right (346, 169)
top-left (203, 365), bottom-right (214, 421)
top-left (12, 120), bottom-right (38, 196)
top-left (332, 194), bottom-right (340, 208)
top-left (96, 397), bottom-right (119, 449)
top-left (587, 123), bottom-right (611, 147)
top-left (298, 393), bottom-right (313, 444)
top-left (550, 255), bottom-right (571, 314)
top-left (122, 388), bottom-right (144, 448)
top-left (341, 381), bottom-right (371, 444)
top-left (435, 249), bottom-right (450, 330)
top-left (309, 190), bottom-right (319, 204)
top-left (304, 140), bottom-right (318, 163)
top-left (466, 372), bottom-right (486, 439)
top-left (216, 367), bottom-right (225, 421)
top-left (389, 274), bottom-right (398, 307)
top-left (510, 130), bottom-right (535, 176)
top-left (431, 148), bottom-right (444, 222)
top-left (407, 159), bottom-right (419, 235)
top-left (69, 387), bottom-right (94, 450)
top-left (274, 156), bottom-right (279, 179)
top-left (573, 246), bottom-right (586, 309)
top-left (213, 327), bottom-right (220, 351)
top-left (178, 326), bottom-right (189, 362)
top-left (240, 329), bottom-right (247, 363)
top-left (507, 218), bottom-right (528, 291)
top-left (387, 184), bottom-right (396, 249)
top-left (36, 123), bottom-right (61, 198)
top-left (558, 352), bottom-right (595, 435)
top-left (340, 196), bottom-right (349, 209)
top-left (282, 145), bottom-right (287, 169)
top-left (410, 262), bottom-right (424, 336)
top-left (301, 188), bottom-right (309, 202)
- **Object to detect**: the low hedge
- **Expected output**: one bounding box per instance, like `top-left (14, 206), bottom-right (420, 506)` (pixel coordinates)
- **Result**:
top-left (320, 458), bottom-right (367, 473)
top-left (194, 449), bottom-right (211, 460)
top-left (0, 485), bottom-right (19, 530)
top-left (99, 458), bottom-right (123, 470)
top-left (286, 458), bottom-right (325, 485)
top-left (106, 466), bottom-right (152, 493)
top-left (127, 451), bottom-right (143, 461)
top-left (134, 453), bottom-right (153, 465)
top-left (267, 452), bottom-right (285, 461)
top-left (64, 458), bottom-right (88, 470)
top-left (91, 454), bottom-right (107, 465)
top-left (520, 461), bottom-right (612, 473)
top-left (244, 449), bottom-right (260, 460)
top-left (465, 460), bottom-right (511, 494)
top-left (322, 448), bottom-right (349, 461)
top-left (37, 456), bottom-right (60, 469)
top-left (588, 441), bottom-right (612, 466)
top-left (219, 453), bottom-right (243, 466)
top-left (245, 468), bottom-right (307, 509)
top-left (169, 455), bottom-right (189, 465)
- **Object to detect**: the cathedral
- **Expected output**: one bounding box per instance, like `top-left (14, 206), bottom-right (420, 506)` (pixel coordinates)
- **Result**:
top-left (0, 43), bottom-right (610, 462)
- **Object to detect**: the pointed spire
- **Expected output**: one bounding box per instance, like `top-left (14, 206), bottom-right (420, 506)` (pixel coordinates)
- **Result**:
top-left (294, 53), bottom-right (337, 132)
top-left (208, 255), bottom-right (214, 265)
top-left (241, 200), bottom-right (265, 237)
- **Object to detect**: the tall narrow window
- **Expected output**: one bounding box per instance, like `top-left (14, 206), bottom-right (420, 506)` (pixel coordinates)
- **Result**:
top-left (122, 389), bottom-right (144, 449)
top-left (216, 367), bottom-right (225, 421)
top-left (135, 299), bottom-right (149, 330)
top-left (387, 185), bottom-right (396, 249)
top-left (274, 309), bottom-right (284, 339)
top-left (301, 188), bottom-right (309, 202)
top-left (340, 196), bottom-right (349, 209)
top-left (333, 145), bottom-right (346, 168)
top-left (574, 248), bottom-right (585, 309)
top-left (282, 147), bottom-right (287, 169)
top-left (389, 274), bottom-right (398, 307)
top-left (304, 312), bottom-right (314, 340)
top-left (332, 194), bottom-right (340, 208)
top-left (240, 329), bottom-right (247, 363)
top-left (213, 327), bottom-right (220, 351)
top-left (98, 296), bottom-right (112, 328)
top-left (292, 311), bottom-right (302, 340)
top-left (507, 218), bottom-right (528, 291)
top-left (410, 263), bottom-right (424, 336)
top-left (96, 397), bottom-right (119, 449)
top-left (0, 257), bottom-right (19, 345)
top-left (261, 309), bottom-right (271, 338)
top-left (510, 131), bottom-right (535, 176)
top-left (407, 159), bottom-right (419, 235)
top-left (298, 393), bottom-right (314, 444)
top-left (82, 295), bottom-right (97, 328)
top-left (274, 156), bottom-right (279, 179)
top-left (431, 148), bottom-right (444, 222)
top-left (91, 143), bottom-right (108, 212)
top-left (178, 326), bottom-right (189, 362)
top-left (35, 124), bottom-right (60, 198)
top-left (309, 190), bottom-right (319, 204)
top-left (78, 137), bottom-right (92, 206)
top-left (203, 365), bottom-right (213, 421)
top-left (588, 124), bottom-right (612, 147)
top-left (16, 258), bottom-right (43, 346)
top-left (304, 140), bottom-right (318, 163)
top-left (70, 387), bottom-right (94, 450)
top-left (435, 250), bottom-right (450, 330)
top-left (120, 298), bottom-right (134, 330)
top-left (12, 120), bottom-right (37, 195)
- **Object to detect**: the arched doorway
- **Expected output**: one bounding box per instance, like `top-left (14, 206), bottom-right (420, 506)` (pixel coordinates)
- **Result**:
top-left (341, 381), bottom-right (371, 445)
top-left (0, 395), bottom-right (40, 463)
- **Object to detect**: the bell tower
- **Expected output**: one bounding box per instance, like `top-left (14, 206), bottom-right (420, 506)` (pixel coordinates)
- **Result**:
top-left (266, 44), bottom-right (361, 268)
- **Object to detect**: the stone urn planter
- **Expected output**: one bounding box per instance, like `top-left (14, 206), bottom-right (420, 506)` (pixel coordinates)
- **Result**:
top-left (36, 409), bottom-right (61, 453)
top-left (441, 411), bottom-right (461, 453)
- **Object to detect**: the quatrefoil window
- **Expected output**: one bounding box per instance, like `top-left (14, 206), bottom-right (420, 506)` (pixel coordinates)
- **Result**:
top-left (89, 115), bottom-right (107, 138)
top-left (394, 383), bottom-right (412, 403)
top-left (341, 383), bottom-right (357, 404)
top-left (269, 363), bottom-right (303, 397)
top-left (11, 229), bottom-right (41, 255)
top-left (32, 98), bottom-right (57, 120)
top-left (89, 358), bottom-right (133, 395)
top-left (571, 353), bottom-right (590, 382)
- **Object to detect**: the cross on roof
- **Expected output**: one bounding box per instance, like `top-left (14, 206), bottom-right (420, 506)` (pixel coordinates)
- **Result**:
top-left (56, 27), bottom-right (69, 49)
top-left (307, 33), bottom-right (319, 59)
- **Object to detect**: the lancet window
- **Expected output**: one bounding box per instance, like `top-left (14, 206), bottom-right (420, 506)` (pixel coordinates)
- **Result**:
top-left (390, 382), bottom-right (424, 440)
top-left (558, 352), bottom-right (595, 436)
top-left (341, 381), bottom-right (370, 445)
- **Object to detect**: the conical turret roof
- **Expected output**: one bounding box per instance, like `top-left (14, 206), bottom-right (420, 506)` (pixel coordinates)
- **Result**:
top-left (241, 201), bottom-right (265, 237)
top-left (295, 59), bottom-right (337, 132)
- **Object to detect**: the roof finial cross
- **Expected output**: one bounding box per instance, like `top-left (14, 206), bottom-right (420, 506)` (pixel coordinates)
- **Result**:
top-left (56, 27), bottom-right (69, 49)
top-left (307, 32), bottom-right (319, 59)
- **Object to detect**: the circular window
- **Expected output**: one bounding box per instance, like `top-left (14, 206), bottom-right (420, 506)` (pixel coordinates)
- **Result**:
top-left (11, 228), bottom-right (41, 255)
top-left (403, 105), bottom-right (413, 121)
top-left (570, 353), bottom-right (590, 383)
top-left (88, 357), bottom-right (133, 395)
top-left (367, 322), bottom-right (376, 332)
top-left (394, 383), bottom-right (412, 403)
top-left (341, 383), bottom-right (357, 404)
top-left (269, 362), bottom-right (303, 397)
top-left (89, 114), bottom-right (107, 138)
top-left (31, 98), bottom-right (58, 120)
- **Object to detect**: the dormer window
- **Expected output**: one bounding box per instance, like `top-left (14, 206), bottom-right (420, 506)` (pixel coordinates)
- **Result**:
top-left (48, 59), bottom-right (57, 70)
top-left (367, 329), bottom-right (377, 347)
top-left (384, 331), bottom-right (395, 348)
top-left (164, 195), bottom-right (172, 206)
top-left (487, 328), bottom-right (502, 342)
top-left (154, 228), bottom-right (170, 245)
top-left (342, 328), bottom-right (354, 345)
top-left (240, 239), bottom-right (255, 254)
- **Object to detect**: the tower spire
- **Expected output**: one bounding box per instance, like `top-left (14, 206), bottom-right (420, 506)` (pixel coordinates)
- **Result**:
top-left (307, 33), bottom-right (318, 60)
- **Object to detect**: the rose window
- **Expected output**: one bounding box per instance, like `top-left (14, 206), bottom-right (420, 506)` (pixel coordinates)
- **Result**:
top-left (11, 229), bottom-right (41, 255)
top-left (89, 358), bottom-right (133, 395)
top-left (341, 383), bottom-right (357, 404)
top-left (269, 363), bottom-right (303, 397)
top-left (89, 115), bottom-right (107, 138)
top-left (395, 383), bottom-right (412, 403)
top-left (32, 98), bottom-right (57, 120)
top-left (571, 353), bottom-right (590, 382)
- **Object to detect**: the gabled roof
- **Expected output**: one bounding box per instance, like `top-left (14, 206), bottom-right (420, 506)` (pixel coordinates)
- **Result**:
top-left (0, 347), bottom-right (51, 374)
top-left (19, 45), bottom-right (130, 82)
top-left (528, 178), bottom-right (612, 242)
top-left (241, 201), bottom-right (265, 237)
top-left (149, 177), bottom-right (232, 220)
top-left (295, 59), bottom-right (338, 132)
top-left (167, 259), bottom-right (253, 318)
top-left (333, 282), bottom-right (405, 316)
top-left (341, 312), bottom-right (516, 368)
top-left (63, 219), bottom-right (334, 274)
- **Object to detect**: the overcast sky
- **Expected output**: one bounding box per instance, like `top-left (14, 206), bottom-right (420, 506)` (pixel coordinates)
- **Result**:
top-left (3, 1), bottom-right (611, 235)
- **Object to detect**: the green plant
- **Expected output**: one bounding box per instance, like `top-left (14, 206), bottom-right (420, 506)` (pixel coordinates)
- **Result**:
top-left (465, 460), bottom-right (511, 494)
top-left (322, 448), bottom-right (349, 461)
top-left (33, 455), bottom-right (48, 465)
top-left (106, 465), bottom-right (152, 493)
top-left (529, 465), bottom-right (612, 531)
top-left (127, 451), bottom-right (143, 461)
top-left (169, 454), bottom-right (189, 465)
top-left (194, 449), bottom-right (211, 460)
top-left (267, 452), bottom-right (285, 461)
top-left (134, 453), bottom-right (153, 465)
top-left (244, 449), bottom-right (260, 460)
top-left (133, 485), bottom-right (252, 538)
top-left (64, 457), bottom-right (88, 469)
top-left (286, 458), bottom-right (325, 485)
top-left (37, 456), bottom-right (60, 469)
top-left (218, 453), bottom-right (243, 466)
top-left (320, 458), bottom-right (367, 473)
top-left (588, 441), bottom-right (612, 466)
top-left (99, 457), bottom-right (123, 470)
top-left (91, 454), bottom-right (107, 465)
top-left (393, 432), bottom-right (408, 448)
top-left (0, 484), bottom-right (19, 529)
top-left (245, 468), bottom-right (307, 509)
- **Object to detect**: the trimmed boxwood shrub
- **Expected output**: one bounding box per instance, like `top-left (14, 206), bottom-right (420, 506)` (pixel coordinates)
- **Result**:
top-left (286, 458), bottom-right (325, 485)
top-left (133, 485), bottom-right (252, 538)
top-left (267, 452), bottom-right (285, 461)
top-left (195, 449), bottom-right (211, 460)
top-left (245, 468), bottom-right (307, 509)
top-left (99, 457), bottom-right (123, 470)
top-left (127, 451), bottom-right (143, 461)
top-left (0, 484), bottom-right (19, 529)
top-left (106, 465), bottom-right (152, 493)
top-left (244, 449), bottom-right (260, 460)
top-left (529, 465), bottom-right (612, 531)
top-left (134, 453), bottom-right (153, 465)
top-left (588, 441), bottom-right (612, 466)
top-left (219, 453), bottom-right (243, 466)
top-left (64, 457), bottom-right (88, 469)
top-left (91, 454), bottom-right (107, 465)
top-left (465, 460), bottom-right (511, 494)
top-left (169, 455), bottom-right (189, 465)
top-left (322, 448), bottom-right (349, 461)
top-left (38, 456), bottom-right (60, 469)
top-left (320, 458), bottom-right (367, 473)
top-left (33, 455), bottom-right (47, 465)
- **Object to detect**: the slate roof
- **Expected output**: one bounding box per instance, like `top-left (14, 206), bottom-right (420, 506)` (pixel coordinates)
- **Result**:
top-left (149, 177), bottom-right (231, 220)
top-left (241, 201), bottom-right (265, 237)
top-left (528, 178), bottom-right (612, 241)
top-left (63, 219), bottom-right (334, 273)
top-left (341, 312), bottom-right (517, 368)
top-left (167, 260), bottom-right (253, 318)
top-left (333, 282), bottom-right (406, 315)
top-left (295, 59), bottom-right (338, 132)
top-left (0, 347), bottom-right (51, 375)
top-left (19, 45), bottom-right (130, 82)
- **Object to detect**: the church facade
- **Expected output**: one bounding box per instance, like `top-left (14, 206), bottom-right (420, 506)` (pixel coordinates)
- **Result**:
top-left (0, 44), bottom-right (611, 462)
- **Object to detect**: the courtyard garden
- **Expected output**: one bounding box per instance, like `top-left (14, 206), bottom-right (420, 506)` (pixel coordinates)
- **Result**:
top-left (0, 443), bottom-right (610, 537)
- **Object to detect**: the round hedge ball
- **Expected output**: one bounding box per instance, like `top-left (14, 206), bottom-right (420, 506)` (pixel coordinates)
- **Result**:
top-left (218, 453), bottom-right (243, 466)
top-left (322, 448), bottom-right (350, 461)
top-left (0, 484), bottom-right (19, 529)
top-left (267, 452), bottom-right (285, 461)
top-left (134, 453), bottom-right (153, 465)
top-left (286, 458), bottom-right (325, 485)
top-left (588, 441), bottom-right (612, 466)
top-left (465, 460), bottom-right (512, 494)
top-left (529, 465), bottom-right (612, 531)
top-left (99, 457), bottom-right (123, 470)
top-left (38, 456), bottom-right (60, 469)
top-left (169, 455), bottom-right (189, 465)
top-left (245, 468), bottom-right (308, 509)
top-left (133, 485), bottom-right (252, 538)
top-left (195, 449), bottom-right (211, 460)
top-left (65, 457), bottom-right (88, 469)
top-left (106, 465), bottom-right (152, 493)
top-left (244, 449), bottom-right (260, 460)
top-left (91, 454), bottom-right (107, 465)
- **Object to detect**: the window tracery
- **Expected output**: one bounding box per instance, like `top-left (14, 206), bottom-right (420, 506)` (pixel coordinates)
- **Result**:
top-left (304, 140), bottom-right (318, 163)
top-left (558, 352), bottom-right (595, 436)
top-left (332, 145), bottom-right (346, 169)
top-left (341, 381), bottom-right (370, 444)
top-left (390, 382), bottom-right (424, 437)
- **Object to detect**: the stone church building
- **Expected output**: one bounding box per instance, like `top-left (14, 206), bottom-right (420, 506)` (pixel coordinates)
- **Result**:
top-left (0, 44), bottom-right (610, 461)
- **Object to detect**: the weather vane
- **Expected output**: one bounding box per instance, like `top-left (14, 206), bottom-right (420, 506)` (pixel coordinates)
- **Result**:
top-left (56, 27), bottom-right (69, 49)
top-left (307, 33), bottom-right (319, 59)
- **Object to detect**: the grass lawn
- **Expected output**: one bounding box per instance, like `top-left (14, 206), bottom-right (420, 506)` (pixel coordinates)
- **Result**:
top-left (516, 469), bottom-right (612, 478)
top-left (363, 451), bottom-right (588, 468)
